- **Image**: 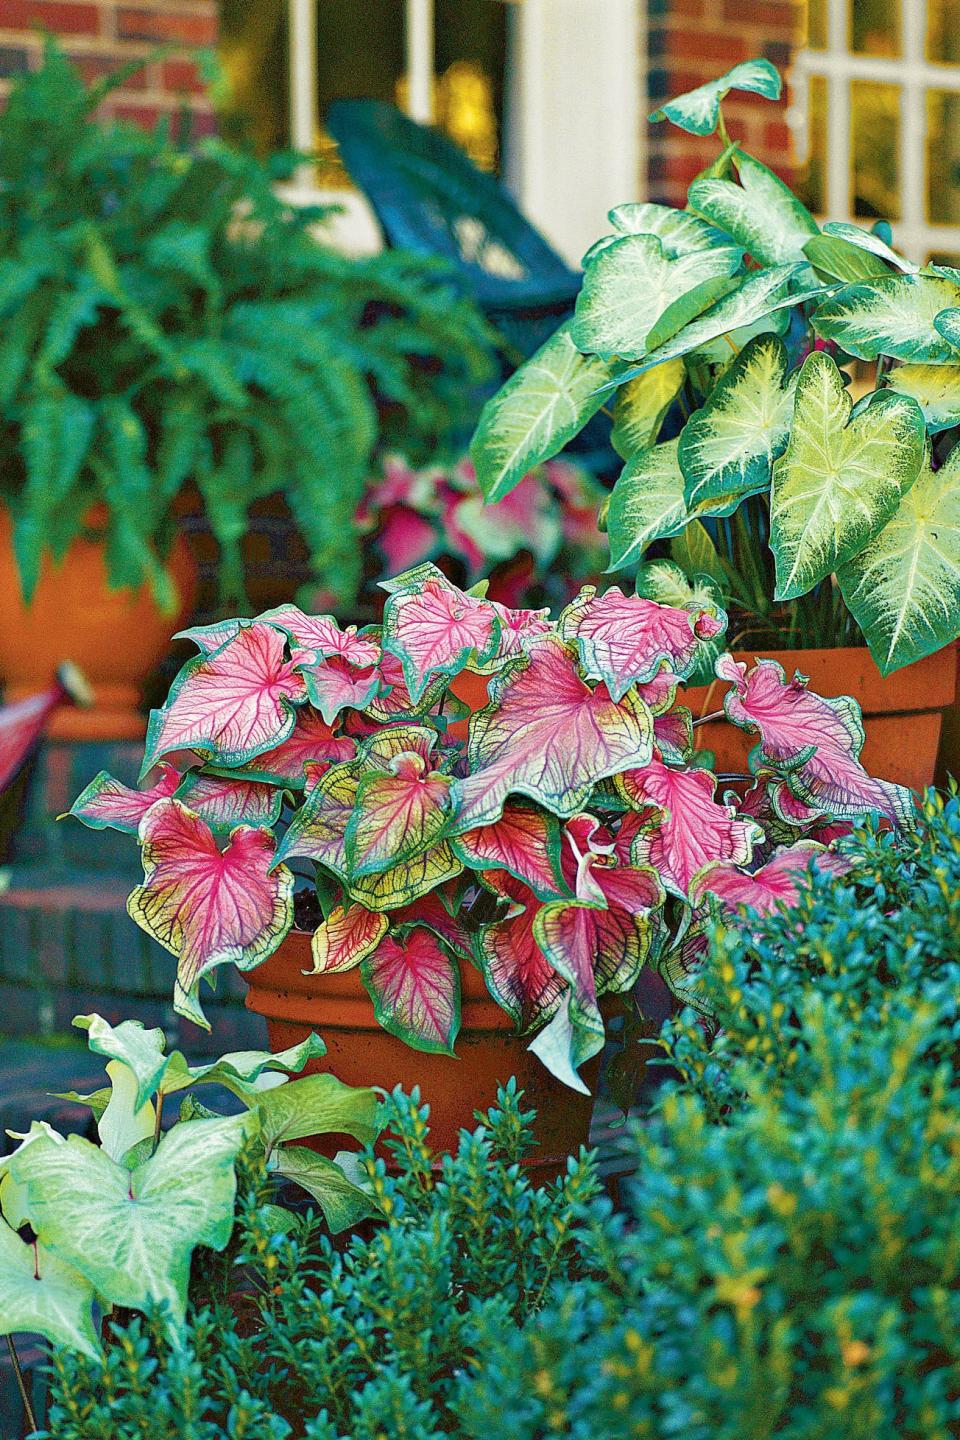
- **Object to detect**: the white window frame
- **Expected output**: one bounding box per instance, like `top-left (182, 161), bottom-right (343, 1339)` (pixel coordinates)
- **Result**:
top-left (792, 0), bottom-right (960, 263)
top-left (283, 0), bottom-right (644, 268)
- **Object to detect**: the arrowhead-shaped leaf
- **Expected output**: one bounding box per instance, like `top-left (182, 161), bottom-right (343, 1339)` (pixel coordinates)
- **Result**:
top-left (836, 450), bottom-right (960, 673)
top-left (601, 201), bottom-right (736, 255)
top-left (453, 802), bottom-right (568, 899)
top-left (346, 753), bottom-right (454, 877)
top-left (67, 764), bottom-right (180, 834)
top-left (306, 904), bottom-right (389, 975)
top-left (128, 799), bottom-right (294, 1028)
top-left (769, 351), bottom-right (925, 599)
top-left (97, 1061), bottom-right (157, 1162)
top-left (346, 843), bottom-right (463, 912)
top-left (255, 1072), bottom-right (380, 1150)
top-left (883, 363), bottom-right (960, 432)
top-left (649, 58), bottom-right (781, 136)
top-left (611, 359), bottom-right (686, 460)
top-left (271, 1146), bottom-right (377, 1232)
top-left (678, 333), bottom-right (797, 515)
top-left (361, 930), bottom-right (461, 1054)
top-left (470, 320), bottom-right (615, 503)
top-left (693, 840), bottom-right (840, 915)
top-left (717, 655), bottom-right (914, 822)
top-left (452, 636), bottom-right (654, 830)
top-left (174, 772), bottom-right (284, 832)
top-left (272, 759), bottom-right (361, 878)
top-left (560, 584), bottom-right (725, 699)
top-left (255, 606), bottom-right (381, 667)
top-left (142, 624), bottom-right (308, 777)
top-left (572, 233), bottom-right (742, 360)
top-left (812, 274), bottom-right (960, 362)
top-left (381, 565), bottom-right (499, 703)
top-left (73, 1014), bottom-right (168, 1113)
top-left (474, 870), bottom-right (565, 1031)
top-left (159, 1033), bottom-right (328, 1102)
top-left (302, 660), bottom-right (381, 725)
top-left (607, 438), bottom-right (690, 570)
top-left (689, 151), bottom-right (818, 265)
top-left (0, 1222), bottom-right (99, 1360)
top-left (11, 1113), bottom-right (251, 1333)
top-left (220, 707), bottom-right (355, 788)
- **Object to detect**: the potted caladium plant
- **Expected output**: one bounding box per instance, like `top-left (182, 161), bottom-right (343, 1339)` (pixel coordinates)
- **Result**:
top-left (68, 562), bottom-right (909, 1156)
top-left (469, 57), bottom-right (960, 790)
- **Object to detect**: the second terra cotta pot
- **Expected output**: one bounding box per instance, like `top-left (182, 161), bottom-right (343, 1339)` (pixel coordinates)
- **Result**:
top-left (243, 932), bottom-right (600, 1184)
top-left (686, 644), bottom-right (957, 792)
top-left (0, 504), bottom-right (197, 741)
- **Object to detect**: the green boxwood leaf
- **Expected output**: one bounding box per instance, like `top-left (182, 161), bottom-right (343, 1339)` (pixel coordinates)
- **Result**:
top-left (0, 1221), bottom-right (99, 1361)
top-left (649, 58), bottom-right (781, 136)
top-left (469, 321), bottom-right (615, 501)
top-left (883, 363), bottom-right (960, 432)
top-left (689, 151), bottom-right (819, 266)
top-left (837, 449), bottom-right (960, 674)
top-left (813, 274), bottom-right (960, 362)
top-left (607, 438), bottom-right (689, 570)
top-left (679, 333), bottom-right (797, 516)
top-left (769, 351), bottom-right (926, 600)
top-left (610, 358), bottom-right (686, 460)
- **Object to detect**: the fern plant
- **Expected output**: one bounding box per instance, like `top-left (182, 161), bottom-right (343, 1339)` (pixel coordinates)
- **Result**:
top-left (0, 41), bottom-right (496, 610)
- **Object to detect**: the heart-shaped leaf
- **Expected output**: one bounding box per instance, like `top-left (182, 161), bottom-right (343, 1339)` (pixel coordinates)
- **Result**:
top-left (302, 659), bottom-right (381, 725)
top-left (361, 931), bottom-right (461, 1054)
top-left (693, 840), bottom-right (841, 915)
top-left (602, 201), bottom-right (735, 256)
top-left (227, 707), bottom-right (355, 787)
top-left (174, 772), bottom-right (284, 832)
top-left (128, 799), bottom-right (294, 1028)
top-left (607, 438), bottom-right (691, 570)
top-left (717, 655), bottom-right (914, 822)
top-left (474, 871), bottom-right (565, 1031)
top-left (813, 274), bottom-right (960, 362)
top-left (689, 151), bottom-right (818, 266)
top-left (821, 221), bottom-right (915, 274)
top-left (141, 624), bottom-right (308, 778)
top-left (255, 1072), bottom-right (380, 1151)
top-left (883, 363), bottom-right (960, 432)
top-left (837, 449), bottom-right (960, 674)
top-left (346, 753), bottom-right (454, 877)
top-left (470, 320), bottom-right (615, 502)
top-left (770, 351), bottom-right (925, 599)
top-left (272, 759), bottom-right (361, 879)
top-left (619, 758), bottom-right (761, 897)
top-left (271, 1147), bottom-right (378, 1232)
top-left (572, 233), bottom-right (742, 360)
top-left (11, 1113), bottom-right (251, 1333)
top-left (67, 763), bottom-right (180, 834)
top-left (453, 802), bottom-right (567, 899)
top-left (346, 844), bottom-right (463, 913)
top-left (382, 566), bottom-right (499, 702)
top-left (560, 584), bottom-right (725, 699)
top-left (678, 333), bottom-right (797, 515)
top-left (452, 635), bottom-right (654, 830)
top-left (256, 606), bottom-right (381, 667)
top-left (488, 600), bottom-right (553, 660)
top-left (97, 1061), bottom-right (156, 1163)
top-left (0, 1221), bottom-right (99, 1360)
top-left (650, 58), bottom-right (781, 136)
top-left (306, 904), bottom-right (389, 975)
top-left (611, 359), bottom-right (686, 460)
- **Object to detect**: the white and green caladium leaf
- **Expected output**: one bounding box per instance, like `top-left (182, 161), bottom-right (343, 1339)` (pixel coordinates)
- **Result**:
top-left (572, 234), bottom-right (743, 360)
top-left (0, 1122), bottom-right (64, 1230)
top-left (255, 1071), bottom-right (380, 1153)
top-left (157, 1032), bottom-right (328, 1104)
top-left (604, 266), bottom-right (824, 387)
top-left (73, 1013), bottom-right (168, 1113)
top-left (934, 306), bottom-right (960, 360)
top-left (804, 232), bottom-right (893, 285)
top-left (678, 333), bottom-right (797, 516)
top-left (270, 1146), bottom-right (378, 1233)
top-left (610, 359), bottom-right (686, 460)
top-left (812, 274), bottom-right (960, 362)
top-left (98, 1060), bottom-right (157, 1163)
top-left (837, 449), bottom-right (960, 674)
top-left (11, 1112), bottom-right (252, 1333)
top-left (0, 1221), bottom-right (99, 1361)
top-left (821, 220), bottom-right (916, 274)
top-left (689, 151), bottom-right (819, 266)
top-left (607, 438), bottom-right (690, 570)
top-left (649, 58), bottom-right (781, 136)
top-left (769, 351), bottom-right (926, 600)
top-left (469, 321), bottom-right (615, 502)
top-left (882, 363), bottom-right (960, 432)
top-left (604, 202), bottom-right (734, 255)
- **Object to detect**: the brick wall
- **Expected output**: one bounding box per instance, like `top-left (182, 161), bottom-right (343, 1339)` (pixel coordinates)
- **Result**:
top-left (0, 0), bottom-right (218, 132)
top-left (647, 0), bottom-right (804, 204)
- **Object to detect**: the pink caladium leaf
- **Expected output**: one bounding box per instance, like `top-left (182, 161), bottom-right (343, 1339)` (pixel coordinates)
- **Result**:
top-left (345, 752), bottom-right (454, 878)
top-left (381, 564), bottom-right (500, 702)
top-left (376, 507), bottom-right (438, 573)
top-left (173, 772), bottom-right (285, 833)
top-left (653, 708), bottom-right (693, 764)
top-left (67, 763), bottom-right (180, 834)
top-left (452, 802), bottom-right (568, 900)
top-left (305, 904), bottom-right (389, 976)
top-left (693, 841), bottom-right (849, 917)
top-left (303, 659), bottom-right (381, 726)
top-left (362, 650), bottom-right (447, 722)
top-left (346, 842), bottom-right (463, 913)
top-left (174, 618), bottom-right (243, 655)
top-left (230, 707), bottom-right (356, 787)
top-left (127, 799), bottom-right (293, 1028)
top-left (717, 656), bottom-right (914, 824)
top-left (393, 889), bottom-right (472, 957)
top-left (452, 636), bottom-right (653, 831)
top-left (256, 607), bottom-right (381, 668)
top-left (474, 871), bottom-right (565, 1032)
top-left (620, 758), bottom-right (761, 898)
top-left (141, 624), bottom-right (308, 779)
top-left (361, 930), bottom-right (461, 1054)
top-left (272, 760), bottom-right (361, 880)
top-left (489, 601), bottom-right (552, 660)
top-left (637, 670), bottom-right (681, 715)
top-left (560, 586), bottom-right (726, 701)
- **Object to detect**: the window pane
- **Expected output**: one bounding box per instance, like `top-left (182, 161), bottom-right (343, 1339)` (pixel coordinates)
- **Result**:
top-left (851, 80), bottom-right (901, 220)
top-left (927, 0), bottom-right (960, 63)
top-left (850, 0), bottom-right (901, 56)
top-left (927, 91), bottom-right (960, 224)
top-left (795, 74), bottom-right (828, 213)
top-left (805, 0), bottom-right (828, 48)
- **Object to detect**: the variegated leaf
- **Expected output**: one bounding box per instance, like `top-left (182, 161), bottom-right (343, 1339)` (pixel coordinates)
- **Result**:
top-left (452, 802), bottom-right (568, 899)
top-left (689, 150), bottom-right (818, 266)
top-left (173, 772), bottom-right (284, 832)
top-left (306, 904), bottom-right (389, 976)
top-left (604, 201), bottom-right (735, 255)
top-left (649, 58), bottom-right (781, 136)
top-left (693, 840), bottom-right (842, 915)
top-left (560, 584), bottom-right (725, 698)
top-left (381, 565), bottom-right (499, 702)
top-left (883, 363), bottom-right (960, 432)
top-left (474, 870), bottom-right (565, 1032)
top-left (607, 438), bottom-right (690, 570)
top-left (610, 359), bottom-right (686, 460)
top-left (821, 220), bottom-right (915, 274)
top-left (813, 274), bottom-right (960, 362)
top-left (223, 707), bottom-right (355, 787)
top-left (361, 931), bottom-right (460, 1054)
top-left (67, 763), bottom-right (180, 834)
top-left (346, 752), bottom-right (454, 877)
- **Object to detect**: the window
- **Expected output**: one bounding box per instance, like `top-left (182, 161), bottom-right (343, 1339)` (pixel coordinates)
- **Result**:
top-left (793, 0), bottom-right (960, 263)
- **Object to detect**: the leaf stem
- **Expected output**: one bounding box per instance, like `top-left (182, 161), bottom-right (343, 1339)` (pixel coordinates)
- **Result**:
top-left (692, 711), bottom-right (725, 727)
top-left (5, 1336), bottom-right (38, 1436)
top-left (152, 1092), bottom-right (164, 1155)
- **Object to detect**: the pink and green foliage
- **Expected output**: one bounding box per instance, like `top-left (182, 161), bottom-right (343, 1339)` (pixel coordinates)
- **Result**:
top-left (75, 565), bottom-right (911, 1085)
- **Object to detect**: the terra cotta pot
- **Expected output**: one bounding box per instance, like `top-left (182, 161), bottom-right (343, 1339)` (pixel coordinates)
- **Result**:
top-left (0, 505), bottom-right (197, 741)
top-left (686, 644), bottom-right (956, 792)
top-left (243, 931), bottom-right (600, 1183)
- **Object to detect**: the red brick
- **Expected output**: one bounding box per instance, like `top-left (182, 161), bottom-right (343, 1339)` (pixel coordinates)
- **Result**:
top-left (70, 50), bottom-right (148, 87)
top-left (0, 1), bottom-right (100, 34)
top-left (160, 56), bottom-right (206, 95)
top-left (671, 31), bottom-right (750, 64)
top-left (117, 8), bottom-right (217, 45)
top-left (107, 98), bottom-right (167, 127)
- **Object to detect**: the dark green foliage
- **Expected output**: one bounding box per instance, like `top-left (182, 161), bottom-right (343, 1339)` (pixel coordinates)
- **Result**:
top-left (0, 43), bottom-right (495, 608)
